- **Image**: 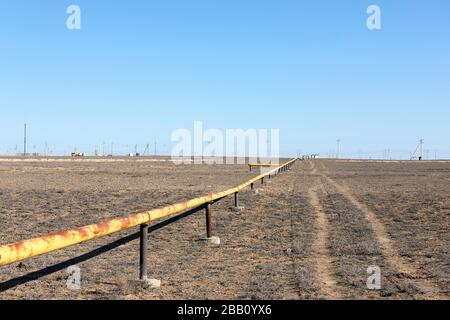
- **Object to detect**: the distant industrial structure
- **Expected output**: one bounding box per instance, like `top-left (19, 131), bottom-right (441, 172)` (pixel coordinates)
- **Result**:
top-left (336, 138), bottom-right (341, 159)
top-left (23, 123), bottom-right (27, 156)
top-left (3, 124), bottom-right (444, 160)
top-left (71, 152), bottom-right (85, 157)
top-left (411, 139), bottom-right (424, 160)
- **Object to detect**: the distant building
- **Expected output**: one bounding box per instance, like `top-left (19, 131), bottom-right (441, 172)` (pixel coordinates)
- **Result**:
top-left (71, 152), bottom-right (85, 157)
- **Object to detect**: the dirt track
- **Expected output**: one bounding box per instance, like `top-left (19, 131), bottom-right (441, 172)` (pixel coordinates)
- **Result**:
top-left (0, 158), bottom-right (448, 299)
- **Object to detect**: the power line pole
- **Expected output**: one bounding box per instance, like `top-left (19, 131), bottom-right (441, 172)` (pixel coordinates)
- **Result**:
top-left (419, 139), bottom-right (424, 159)
top-left (154, 141), bottom-right (157, 156)
top-left (411, 139), bottom-right (424, 160)
top-left (143, 144), bottom-right (149, 156)
top-left (23, 123), bottom-right (27, 156)
top-left (336, 138), bottom-right (340, 159)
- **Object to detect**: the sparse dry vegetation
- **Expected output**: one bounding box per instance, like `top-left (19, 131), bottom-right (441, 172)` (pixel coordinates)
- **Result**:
top-left (0, 158), bottom-right (448, 299)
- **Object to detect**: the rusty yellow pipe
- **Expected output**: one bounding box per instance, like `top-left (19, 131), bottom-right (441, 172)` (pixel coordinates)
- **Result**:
top-left (0, 158), bottom-right (297, 266)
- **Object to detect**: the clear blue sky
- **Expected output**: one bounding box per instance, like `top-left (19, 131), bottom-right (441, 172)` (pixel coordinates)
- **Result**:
top-left (0, 0), bottom-right (449, 158)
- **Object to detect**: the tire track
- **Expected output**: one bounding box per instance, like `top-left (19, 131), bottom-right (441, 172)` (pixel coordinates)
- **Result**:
top-left (285, 165), bottom-right (307, 299)
top-left (302, 161), bottom-right (340, 299)
top-left (247, 162), bottom-right (316, 299)
top-left (285, 161), bottom-right (330, 299)
top-left (241, 161), bottom-right (330, 299)
top-left (307, 185), bottom-right (340, 299)
top-left (318, 161), bottom-right (446, 299)
top-left (319, 179), bottom-right (398, 299)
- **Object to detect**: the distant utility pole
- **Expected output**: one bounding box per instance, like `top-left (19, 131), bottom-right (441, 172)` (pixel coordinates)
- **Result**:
top-left (110, 142), bottom-right (114, 156)
top-left (154, 141), bottom-right (157, 156)
top-left (411, 138), bottom-right (424, 160)
top-left (419, 139), bottom-right (424, 159)
top-left (336, 138), bottom-right (341, 159)
top-left (23, 123), bottom-right (27, 156)
top-left (143, 144), bottom-right (150, 156)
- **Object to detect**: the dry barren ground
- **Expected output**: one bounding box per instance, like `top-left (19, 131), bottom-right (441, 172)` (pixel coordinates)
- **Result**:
top-left (0, 158), bottom-right (448, 300)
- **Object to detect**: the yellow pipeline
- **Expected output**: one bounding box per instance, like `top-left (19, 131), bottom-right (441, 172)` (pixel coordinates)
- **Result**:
top-left (0, 158), bottom-right (297, 266)
top-left (248, 163), bottom-right (279, 167)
